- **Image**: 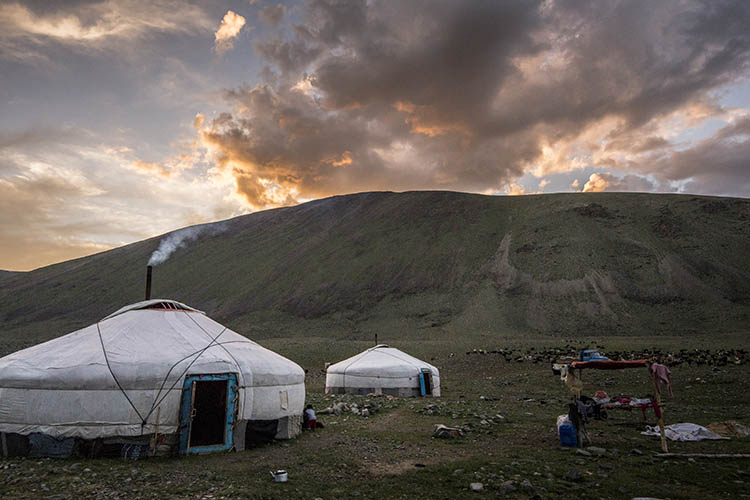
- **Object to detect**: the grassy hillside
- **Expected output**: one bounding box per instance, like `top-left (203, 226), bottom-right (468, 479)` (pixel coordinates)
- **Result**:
top-left (1, 191), bottom-right (749, 348)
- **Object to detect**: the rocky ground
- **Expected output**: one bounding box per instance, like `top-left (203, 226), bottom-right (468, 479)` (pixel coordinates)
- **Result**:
top-left (1, 338), bottom-right (749, 499)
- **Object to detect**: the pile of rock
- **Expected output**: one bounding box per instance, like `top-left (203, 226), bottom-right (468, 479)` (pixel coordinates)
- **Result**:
top-left (317, 401), bottom-right (381, 417)
top-left (605, 348), bottom-right (749, 367)
top-left (465, 346), bottom-right (749, 366)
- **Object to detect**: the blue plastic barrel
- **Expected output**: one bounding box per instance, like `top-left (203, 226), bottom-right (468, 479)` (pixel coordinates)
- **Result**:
top-left (559, 424), bottom-right (577, 447)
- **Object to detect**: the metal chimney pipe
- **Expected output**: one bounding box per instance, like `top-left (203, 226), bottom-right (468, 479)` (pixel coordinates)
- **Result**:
top-left (145, 265), bottom-right (153, 301)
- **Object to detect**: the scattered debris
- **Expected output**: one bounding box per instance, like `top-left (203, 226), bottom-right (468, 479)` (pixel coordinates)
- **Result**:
top-left (706, 421), bottom-right (750, 438)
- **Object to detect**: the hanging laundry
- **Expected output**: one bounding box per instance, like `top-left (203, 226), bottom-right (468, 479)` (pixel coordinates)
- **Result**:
top-left (650, 363), bottom-right (673, 397)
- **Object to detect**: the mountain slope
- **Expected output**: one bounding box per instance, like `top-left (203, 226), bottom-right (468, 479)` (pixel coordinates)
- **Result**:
top-left (1, 191), bottom-right (749, 346)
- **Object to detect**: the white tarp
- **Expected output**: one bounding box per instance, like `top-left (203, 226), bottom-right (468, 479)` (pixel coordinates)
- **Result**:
top-left (0, 299), bottom-right (305, 439)
top-left (642, 423), bottom-right (730, 442)
top-left (325, 344), bottom-right (440, 396)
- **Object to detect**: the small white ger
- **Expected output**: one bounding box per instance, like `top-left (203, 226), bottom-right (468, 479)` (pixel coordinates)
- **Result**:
top-left (325, 344), bottom-right (440, 397)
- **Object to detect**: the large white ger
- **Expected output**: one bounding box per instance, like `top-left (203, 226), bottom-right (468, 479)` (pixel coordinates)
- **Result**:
top-left (326, 345), bottom-right (440, 397)
top-left (0, 299), bottom-right (304, 458)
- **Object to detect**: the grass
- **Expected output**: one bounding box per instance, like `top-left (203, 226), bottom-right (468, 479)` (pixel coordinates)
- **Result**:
top-left (1, 191), bottom-right (750, 345)
top-left (1, 191), bottom-right (749, 497)
top-left (1, 334), bottom-right (749, 499)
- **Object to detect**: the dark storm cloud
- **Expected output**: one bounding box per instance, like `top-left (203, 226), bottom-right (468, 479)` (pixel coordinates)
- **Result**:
top-left (646, 117), bottom-right (750, 196)
top-left (199, 0), bottom-right (750, 205)
top-left (258, 4), bottom-right (288, 27)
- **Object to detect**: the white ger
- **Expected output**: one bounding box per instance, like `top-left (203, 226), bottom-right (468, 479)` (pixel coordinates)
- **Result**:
top-left (325, 344), bottom-right (440, 397)
top-left (0, 299), bottom-right (304, 458)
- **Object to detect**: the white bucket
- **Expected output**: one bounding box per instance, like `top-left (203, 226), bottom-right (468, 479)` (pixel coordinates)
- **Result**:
top-left (270, 470), bottom-right (288, 482)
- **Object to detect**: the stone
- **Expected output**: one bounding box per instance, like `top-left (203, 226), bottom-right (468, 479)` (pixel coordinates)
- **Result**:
top-left (433, 424), bottom-right (463, 438)
top-left (576, 449), bottom-right (592, 457)
top-left (501, 480), bottom-right (517, 493)
top-left (521, 479), bottom-right (534, 490)
top-left (588, 447), bottom-right (607, 456)
top-left (470, 482), bottom-right (484, 492)
top-left (565, 470), bottom-right (583, 482)
top-left (631, 449), bottom-right (643, 455)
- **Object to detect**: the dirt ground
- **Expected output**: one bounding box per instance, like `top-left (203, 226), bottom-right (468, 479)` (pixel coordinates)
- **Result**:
top-left (1, 338), bottom-right (749, 499)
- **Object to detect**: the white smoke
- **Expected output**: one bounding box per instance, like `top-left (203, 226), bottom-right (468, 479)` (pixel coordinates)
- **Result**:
top-left (147, 222), bottom-right (227, 266)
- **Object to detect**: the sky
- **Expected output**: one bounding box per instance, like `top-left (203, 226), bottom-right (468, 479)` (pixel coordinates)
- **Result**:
top-left (1, 0), bottom-right (749, 271)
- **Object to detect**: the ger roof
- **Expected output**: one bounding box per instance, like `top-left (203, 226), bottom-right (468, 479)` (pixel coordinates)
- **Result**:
top-left (0, 299), bottom-right (304, 390)
top-left (327, 344), bottom-right (438, 378)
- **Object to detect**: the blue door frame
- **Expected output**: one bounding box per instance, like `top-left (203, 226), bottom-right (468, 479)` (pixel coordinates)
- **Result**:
top-left (179, 373), bottom-right (238, 455)
top-left (418, 369), bottom-right (433, 396)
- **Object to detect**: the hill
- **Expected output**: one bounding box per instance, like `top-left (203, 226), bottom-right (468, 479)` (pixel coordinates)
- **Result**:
top-left (1, 191), bottom-right (749, 347)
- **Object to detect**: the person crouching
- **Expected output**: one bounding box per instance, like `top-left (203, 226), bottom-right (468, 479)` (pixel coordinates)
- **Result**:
top-left (303, 404), bottom-right (324, 431)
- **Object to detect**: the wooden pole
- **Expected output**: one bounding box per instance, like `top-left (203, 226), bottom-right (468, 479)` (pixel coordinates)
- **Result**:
top-left (651, 371), bottom-right (668, 453)
top-left (657, 453), bottom-right (750, 459)
top-left (150, 406), bottom-right (160, 457)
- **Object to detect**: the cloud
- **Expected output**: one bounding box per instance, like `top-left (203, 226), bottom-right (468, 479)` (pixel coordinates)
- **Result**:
top-left (644, 116), bottom-right (750, 196)
top-left (0, 174), bottom-right (112, 271)
top-left (0, 124), bottom-right (245, 270)
top-left (505, 182), bottom-right (526, 196)
top-left (582, 173), bottom-right (612, 193)
top-left (130, 152), bottom-right (198, 179)
top-left (258, 5), bottom-right (287, 27)
top-left (582, 172), bottom-right (657, 193)
top-left (0, 1), bottom-right (214, 62)
top-left (132, 160), bottom-right (172, 178)
top-left (192, 0), bottom-right (750, 207)
top-left (214, 10), bottom-right (246, 55)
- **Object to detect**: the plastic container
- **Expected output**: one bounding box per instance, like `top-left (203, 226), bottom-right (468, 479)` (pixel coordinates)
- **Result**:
top-left (270, 470), bottom-right (288, 482)
top-left (557, 414), bottom-right (577, 447)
